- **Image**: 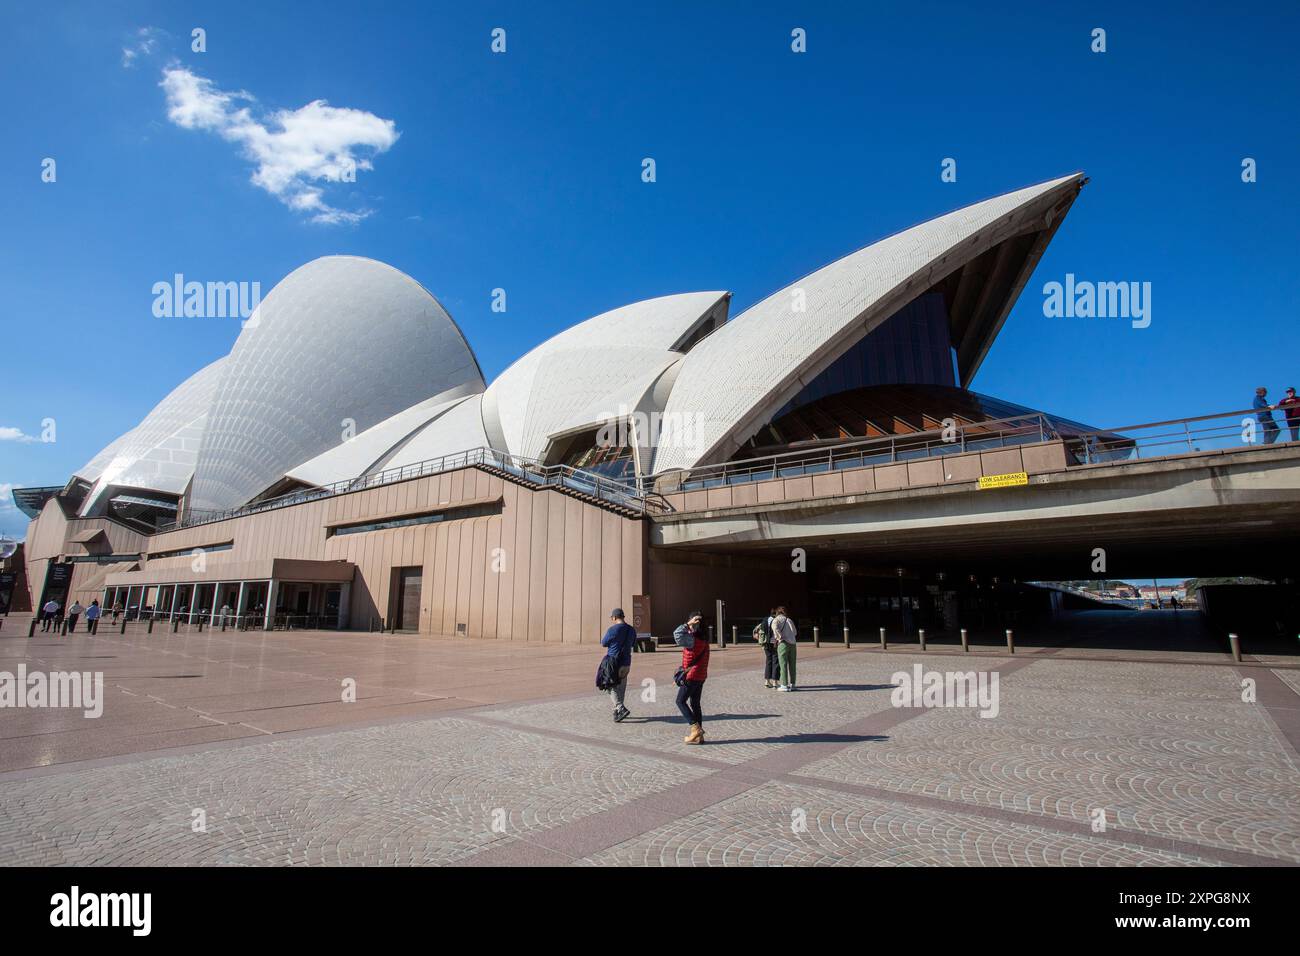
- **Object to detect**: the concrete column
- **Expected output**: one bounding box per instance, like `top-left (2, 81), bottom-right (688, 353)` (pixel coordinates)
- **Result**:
top-left (337, 581), bottom-right (352, 630)
top-left (264, 580), bottom-right (278, 630)
top-left (235, 581), bottom-right (247, 629)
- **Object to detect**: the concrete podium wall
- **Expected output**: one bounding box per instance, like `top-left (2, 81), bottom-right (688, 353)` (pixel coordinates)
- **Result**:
top-left (25, 465), bottom-right (647, 642)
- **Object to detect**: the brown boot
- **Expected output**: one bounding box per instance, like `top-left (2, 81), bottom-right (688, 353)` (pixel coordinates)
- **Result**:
top-left (684, 722), bottom-right (703, 744)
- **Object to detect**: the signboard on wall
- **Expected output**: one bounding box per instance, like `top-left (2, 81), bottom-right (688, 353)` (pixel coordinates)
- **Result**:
top-left (978, 471), bottom-right (1029, 490)
top-left (39, 562), bottom-right (74, 609)
top-left (632, 594), bottom-right (652, 638)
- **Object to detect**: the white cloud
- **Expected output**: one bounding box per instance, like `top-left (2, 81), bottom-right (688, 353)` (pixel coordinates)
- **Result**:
top-left (160, 67), bottom-right (399, 225)
top-left (122, 26), bottom-right (165, 68)
top-left (0, 427), bottom-right (38, 443)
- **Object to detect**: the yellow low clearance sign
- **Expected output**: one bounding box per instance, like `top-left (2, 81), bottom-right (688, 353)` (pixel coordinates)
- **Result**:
top-left (978, 471), bottom-right (1029, 489)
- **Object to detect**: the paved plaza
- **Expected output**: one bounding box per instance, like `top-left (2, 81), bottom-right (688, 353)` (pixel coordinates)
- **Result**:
top-left (0, 612), bottom-right (1297, 866)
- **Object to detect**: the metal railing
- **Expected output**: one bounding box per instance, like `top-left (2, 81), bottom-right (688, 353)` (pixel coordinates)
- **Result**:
top-left (155, 407), bottom-right (1296, 532)
top-left (165, 446), bottom-right (671, 531)
top-left (658, 413), bottom-right (1060, 491)
top-left (1063, 406), bottom-right (1300, 464)
top-left (657, 405), bottom-right (1299, 493)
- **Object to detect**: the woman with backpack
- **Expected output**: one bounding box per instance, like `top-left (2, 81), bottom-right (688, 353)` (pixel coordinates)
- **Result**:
top-left (673, 611), bottom-right (710, 745)
top-left (754, 608), bottom-right (780, 688)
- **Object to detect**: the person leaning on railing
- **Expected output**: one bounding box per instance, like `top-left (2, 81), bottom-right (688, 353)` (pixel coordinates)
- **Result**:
top-left (1254, 387), bottom-right (1281, 445)
top-left (1279, 387), bottom-right (1300, 443)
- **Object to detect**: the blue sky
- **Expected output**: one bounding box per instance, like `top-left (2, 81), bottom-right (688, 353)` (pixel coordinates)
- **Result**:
top-left (2, 1), bottom-right (1297, 539)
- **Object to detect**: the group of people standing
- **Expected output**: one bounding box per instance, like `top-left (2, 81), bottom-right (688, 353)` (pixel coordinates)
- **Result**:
top-left (1253, 386), bottom-right (1300, 443)
top-left (39, 598), bottom-right (102, 634)
top-left (755, 606), bottom-right (799, 691)
top-left (598, 604), bottom-right (802, 746)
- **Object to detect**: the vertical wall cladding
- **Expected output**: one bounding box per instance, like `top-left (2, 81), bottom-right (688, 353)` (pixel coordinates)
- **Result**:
top-left (561, 497), bottom-right (583, 641)
top-left (21, 465), bottom-right (648, 642)
top-left (544, 493), bottom-right (566, 642)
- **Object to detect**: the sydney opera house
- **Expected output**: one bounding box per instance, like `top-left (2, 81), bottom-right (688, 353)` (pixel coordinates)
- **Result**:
top-left (18, 173), bottom-right (1110, 640)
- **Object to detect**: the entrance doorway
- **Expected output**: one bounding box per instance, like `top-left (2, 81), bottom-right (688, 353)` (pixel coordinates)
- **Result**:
top-left (392, 567), bottom-right (423, 632)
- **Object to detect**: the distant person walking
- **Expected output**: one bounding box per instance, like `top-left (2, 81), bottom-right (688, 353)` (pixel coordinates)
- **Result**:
top-left (66, 600), bottom-right (84, 633)
top-left (600, 608), bottom-right (637, 723)
top-left (772, 606), bottom-right (798, 691)
top-left (1254, 387), bottom-right (1280, 444)
top-left (85, 599), bottom-right (102, 635)
top-left (112, 602), bottom-right (123, 624)
top-left (754, 608), bottom-right (780, 688)
top-left (673, 611), bottom-right (710, 744)
top-left (1278, 387), bottom-right (1300, 442)
top-left (41, 599), bottom-right (60, 632)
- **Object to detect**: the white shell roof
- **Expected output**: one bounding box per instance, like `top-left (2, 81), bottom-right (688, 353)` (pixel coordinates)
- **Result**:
top-left (650, 174), bottom-right (1083, 472)
top-left (75, 358), bottom-right (228, 515)
top-left (376, 393), bottom-right (491, 473)
top-left (480, 292), bottom-right (728, 460)
top-left (284, 389), bottom-right (471, 488)
top-left (187, 256), bottom-right (484, 512)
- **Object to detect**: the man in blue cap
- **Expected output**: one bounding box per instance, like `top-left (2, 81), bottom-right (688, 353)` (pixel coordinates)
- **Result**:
top-left (600, 608), bottom-right (637, 722)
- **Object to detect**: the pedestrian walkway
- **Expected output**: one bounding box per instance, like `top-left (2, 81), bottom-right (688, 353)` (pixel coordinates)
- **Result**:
top-left (1, 619), bottom-right (1296, 866)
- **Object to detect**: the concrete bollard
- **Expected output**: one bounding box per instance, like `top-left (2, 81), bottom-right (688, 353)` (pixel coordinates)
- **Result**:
top-left (842, 626), bottom-right (850, 648)
top-left (732, 625), bottom-right (737, 646)
top-left (120, 618), bottom-right (127, 635)
top-left (960, 628), bottom-right (969, 652)
top-left (172, 617), bottom-right (180, 633)
top-left (813, 626), bottom-right (820, 648)
top-left (1228, 632), bottom-right (1242, 662)
top-left (1005, 629), bottom-right (1015, 654)
top-left (28, 619), bottom-right (37, 637)
top-left (919, 628), bottom-right (926, 651)
top-left (61, 619), bottom-right (68, 636)
top-left (147, 617), bottom-right (155, 634)
top-left (197, 619), bottom-right (204, 632)
top-left (879, 627), bottom-right (887, 649)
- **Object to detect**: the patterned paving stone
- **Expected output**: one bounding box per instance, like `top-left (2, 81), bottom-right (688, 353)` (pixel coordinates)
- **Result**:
top-left (1273, 668), bottom-right (1300, 698)
top-left (797, 658), bottom-right (1300, 863)
top-left (580, 780), bottom-right (1211, 867)
top-left (2, 640), bottom-right (1296, 866)
top-left (0, 717), bottom-right (709, 866)
top-left (476, 651), bottom-right (914, 765)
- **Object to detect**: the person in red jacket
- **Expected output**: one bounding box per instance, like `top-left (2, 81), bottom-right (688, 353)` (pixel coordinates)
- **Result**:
top-left (1279, 387), bottom-right (1300, 443)
top-left (673, 611), bottom-right (710, 745)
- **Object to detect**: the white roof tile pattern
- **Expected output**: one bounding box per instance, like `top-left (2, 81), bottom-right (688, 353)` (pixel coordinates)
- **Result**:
top-left (377, 393), bottom-right (491, 473)
top-left (650, 175), bottom-right (1082, 472)
top-left (76, 358), bottom-right (228, 515)
top-left (187, 256), bottom-right (484, 512)
top-left (481, 292), bottom-right (727, 460)
top-left (285, 389), bottom-right (471, 488)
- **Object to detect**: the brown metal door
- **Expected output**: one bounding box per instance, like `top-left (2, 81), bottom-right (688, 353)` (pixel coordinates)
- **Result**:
top-left (397, 567), bottom-right (422, 631)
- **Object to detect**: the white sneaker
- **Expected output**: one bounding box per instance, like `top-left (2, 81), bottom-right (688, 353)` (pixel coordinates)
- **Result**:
top-left (777, 685), bottom-right (790, 692)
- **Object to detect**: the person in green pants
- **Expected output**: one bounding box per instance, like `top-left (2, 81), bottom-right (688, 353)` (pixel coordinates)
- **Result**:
top-left (772, 606), bottom-right (798, 691)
